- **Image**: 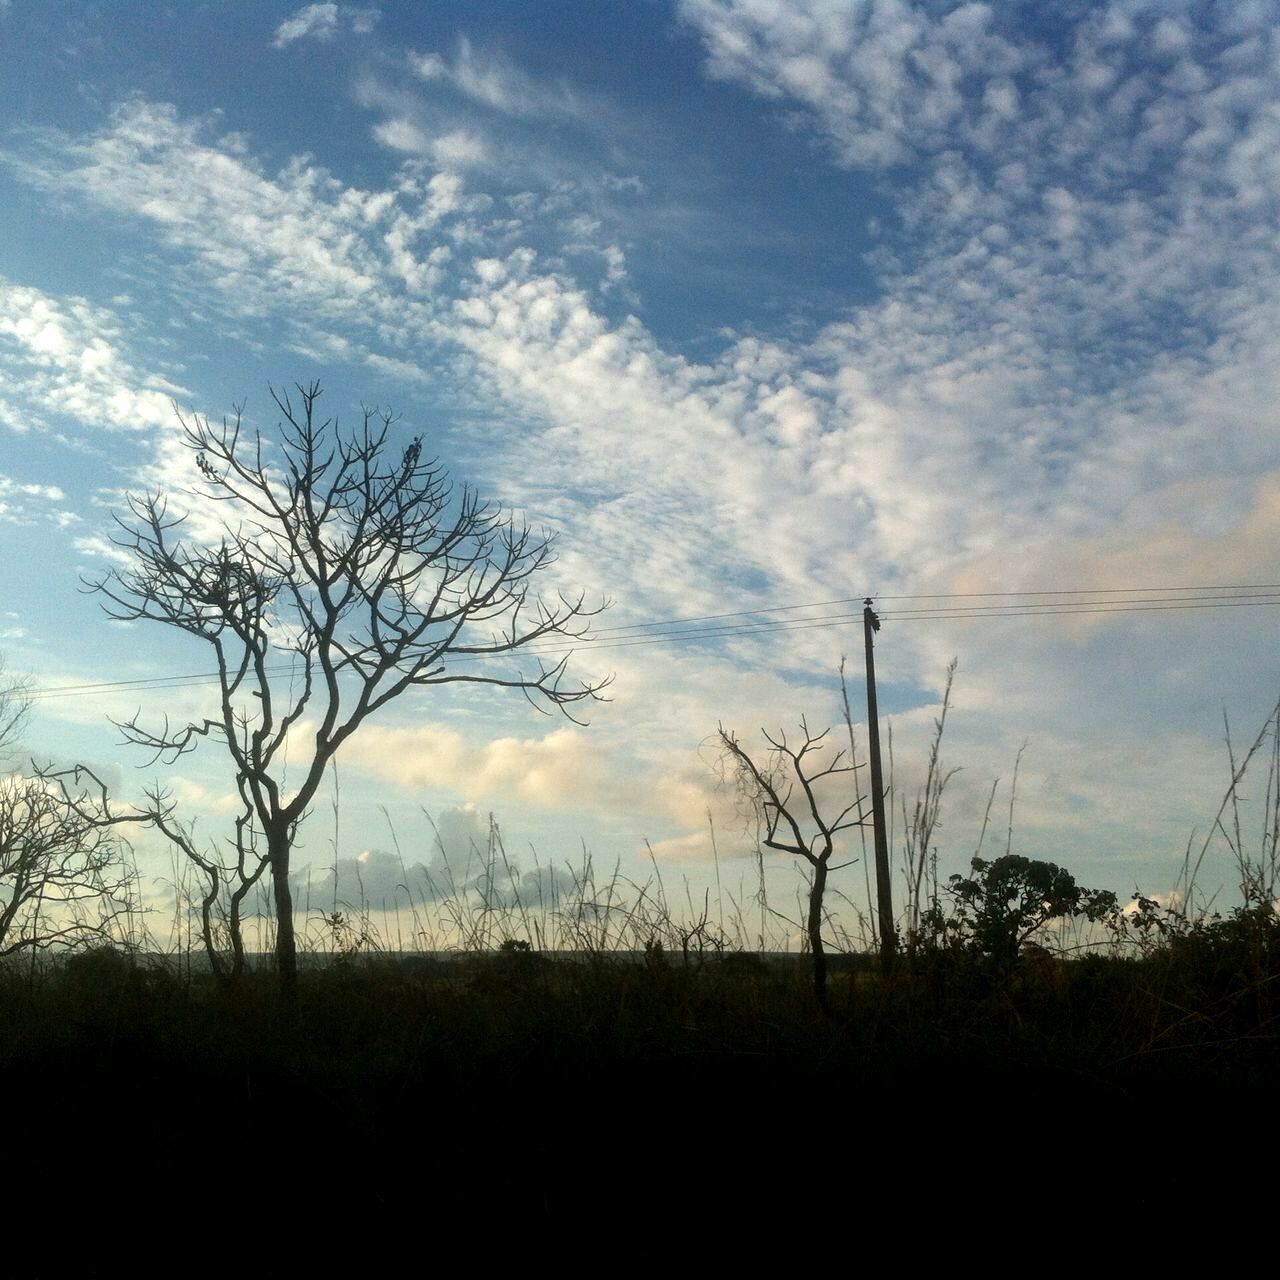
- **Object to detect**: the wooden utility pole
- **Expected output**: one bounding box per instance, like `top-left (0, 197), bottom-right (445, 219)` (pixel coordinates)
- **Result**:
top-left (863, 599), bottom-right (896, 970)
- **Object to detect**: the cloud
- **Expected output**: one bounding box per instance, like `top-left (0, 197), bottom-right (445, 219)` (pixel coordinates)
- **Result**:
top-left (669, 2), bottom-right (1280, 579)
top-left (0, 275), bottom-right (186, 432)
top-left (0, 473), bottom-right (73, 526)
top-left (10, 0), bottom-right (1280, 893)
top-left (274, 3), bottom-right (339, 46)
top-left (12, 100), bottom-right (492, 357)
top-left (272, 4), bottom-right (378, 49)
top-left (354, 37), bottom-right (633, 194)
top-left (679, 0), bottom-right (1031, 168)
top-left (298, 804), bottom-right (575, 912)
top-left (410, 37), bottom-right (585, 121)
top-left (341, 723), bottom-right (627, 813)
top-left (371, 117), bottom-right (431, 154)
top-left (161, 774), bottom-right (245, 819)
top-left (948, 473), bottom-right (1280, 622)
top-left (373, 117), bottom-right (490, 169)
top-left (339, 713), bottom-right (839, 867)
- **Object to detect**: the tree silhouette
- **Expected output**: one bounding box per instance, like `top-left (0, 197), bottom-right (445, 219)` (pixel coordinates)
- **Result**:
top-left (87, 382), bottom-right (610, 1004)
top-left (0, 655), bottom-right (30, 765)
top-left (939, 854), bottom-right (1118, 970)
top-left (718, 718), bottom-right (867, 1008)
top-left (0, 769), bottom-right (137, 956)
top-left (0, 661), bottom-right (136, 955)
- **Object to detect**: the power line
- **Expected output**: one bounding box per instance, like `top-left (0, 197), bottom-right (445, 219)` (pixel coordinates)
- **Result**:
top-left (876, 582), bottom-right (1280, 599)
top-left (29, 590), bottom-right (1280, 696)
top-left (580, 581), bottom-right (1280, 636)
top-left (880, 593), bottom-right (1280, 617)
top-left (37, 586), bottom-right (1273, 700)
top-left (436, 595), bottom-right (1280, 659)
top-left (884, 599), bottom-right (1280, 621)
top-left (31, 670), bottom-right (229, 696)
top-left (27, 585), bottom-right (1280, 702)
top-left (478, 593), bottom-right (1280, 659)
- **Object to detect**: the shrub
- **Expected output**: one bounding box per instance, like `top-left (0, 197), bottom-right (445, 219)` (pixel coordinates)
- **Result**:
top-left (927, 854), bottom-right (1117, 971)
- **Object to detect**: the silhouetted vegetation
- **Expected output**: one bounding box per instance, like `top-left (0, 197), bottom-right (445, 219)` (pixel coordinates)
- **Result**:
top-left (77, 382), bottom-right (610, 1008)
top-left (3, 887), bottom-right (1275, 1228)
top-left (921, 853), bottom-right (1118, 972)
top-left (717, 718), bottom-right (868, 1009)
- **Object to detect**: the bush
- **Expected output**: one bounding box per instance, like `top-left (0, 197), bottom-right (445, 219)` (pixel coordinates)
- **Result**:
top-left (923, 854), bottom-right (1117, 971)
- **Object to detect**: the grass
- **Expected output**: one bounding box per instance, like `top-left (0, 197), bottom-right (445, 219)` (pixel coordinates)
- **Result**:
top-left (7, 897), bottom-right (1275, 1095)
top-left (12, 697), bottom-right (1280, 1098)
top-left (5, 695), bottom-right (1280, 1239)
top-left (3, 902), bottom-right (1274, 1244)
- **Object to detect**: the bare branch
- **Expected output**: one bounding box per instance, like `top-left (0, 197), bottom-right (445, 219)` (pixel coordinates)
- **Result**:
top-left (715, 716), bottom-right (871, 1010)
top-left (81, 381), bottom-right (612, 999)
top-left (0, 767), bottom-right (140, 956)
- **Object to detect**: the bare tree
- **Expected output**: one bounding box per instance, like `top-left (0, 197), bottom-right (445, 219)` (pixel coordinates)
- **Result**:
top-left (0, 672), bottom-right (137, 957)
top-left (28, 768), bottom-right (229, 984)
top-left (35, 765), bottom-right (244, 982)
top-left (0, 771), bottom-right (138, 957)
top-left (0, 656), bottom-right (31, 765)
top-left (718, 718), bottom-right (867, 1008)
top-left (85, 382), bottom-right (610, 1005)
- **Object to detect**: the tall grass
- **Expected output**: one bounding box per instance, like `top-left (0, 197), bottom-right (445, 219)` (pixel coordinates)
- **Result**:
top-left (27, 685), bottom-right (1280, 1000)
top-left (5, 699), bottom-right (1278, 1189)
top-left (145, 807), bottom-right (816, 970)
top-left (1176, 692), bottom-right (1280, 919)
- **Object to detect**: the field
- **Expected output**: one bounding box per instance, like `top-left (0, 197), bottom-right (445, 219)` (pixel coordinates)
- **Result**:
top-left (3, 903), bottom-right (1275, 1249)
top-left (5, 702), bottom-right (1277, 1256)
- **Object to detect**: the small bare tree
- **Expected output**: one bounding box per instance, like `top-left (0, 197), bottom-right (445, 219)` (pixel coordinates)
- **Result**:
top-left (0, 656), bottom-right (31, 765)
top-left (35, 766), bottom-right (240, 981)
top-left (0, 772), bottom-right (138, 957)
top-left (718, 718), bottom-right (867, 1008)
top-left (85, 382), bottom-right (610, 1005)
top-left (0, 665), bottom-right (137, 957)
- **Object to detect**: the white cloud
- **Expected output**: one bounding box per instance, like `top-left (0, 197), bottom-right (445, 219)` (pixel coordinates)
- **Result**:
top-left (0, 275), bottom-right (185, 432)
top-left (16, 99), bottom-right (516, 359)
top-left (19, 101), bottom-right (437, 348)
top-left (70, 533), bottom-right (134, 566)
top-left (370, 116), bottom-right (494, 170)
top-left (340, 717), bottom-right (779, 864)
top-left (429, 129), bottom-right (490, 170)
top-left (272, 4), bottom-right (378, 49)
top-left (274, 2), bottom-right (339, 46)
top-left (297, 805), bottom-right (576, 915)
top-left (0, 473), bottom-right (66, 524)
top-left (670, 3), bottom-right (1280, 577)
top-left (410, 37), bottom-right (585, 121)
top-left (679, 0), bottom-right (1031, 168)
top-left (342, 723), bottom-right (628, 812)
top-left (372, 117), bottom-right (432, 154)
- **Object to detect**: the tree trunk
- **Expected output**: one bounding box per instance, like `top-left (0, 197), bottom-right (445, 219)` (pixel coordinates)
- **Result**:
top-left (198, 888), bottom-right (226, 984)
top-left (229, 883), bottom-right (249, 982)
top-left (270, 828), bottom-right (298, 1015)
top-left (808, 859), bottom-right (829, 1011)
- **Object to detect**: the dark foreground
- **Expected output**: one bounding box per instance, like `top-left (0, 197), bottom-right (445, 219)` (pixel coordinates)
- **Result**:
top-left (3, 947), bottom-right (1272, 1264)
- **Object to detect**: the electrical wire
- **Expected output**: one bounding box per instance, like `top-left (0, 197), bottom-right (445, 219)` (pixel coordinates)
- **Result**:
top-left (577, 582), bottom-right (1280, 635)
top-left (883, 598), bottom-right (1280, 622)
top-left (26, 583), bottom-right (1280, 701)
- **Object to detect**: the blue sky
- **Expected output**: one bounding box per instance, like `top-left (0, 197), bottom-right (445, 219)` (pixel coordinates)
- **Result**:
top-left (1, 1), bottom-right (1278, 941)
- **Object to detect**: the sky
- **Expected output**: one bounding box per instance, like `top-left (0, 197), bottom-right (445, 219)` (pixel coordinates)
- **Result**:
top-left (1, 0), bottom-right (1278, 947)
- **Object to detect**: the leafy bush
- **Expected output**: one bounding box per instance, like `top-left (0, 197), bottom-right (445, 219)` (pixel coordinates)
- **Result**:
top-left (923, 854), bottom-right (1117, 970)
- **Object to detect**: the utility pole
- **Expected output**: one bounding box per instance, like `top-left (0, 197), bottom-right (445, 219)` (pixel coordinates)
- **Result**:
top-left (863, 599), bottom-right (896, 971)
